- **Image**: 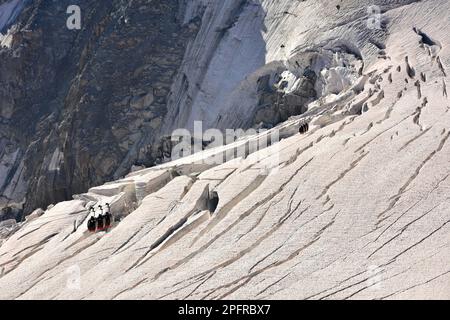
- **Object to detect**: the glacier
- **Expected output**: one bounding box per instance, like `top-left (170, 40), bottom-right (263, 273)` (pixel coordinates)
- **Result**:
top-left (0, 0), bottom-right (449, 299)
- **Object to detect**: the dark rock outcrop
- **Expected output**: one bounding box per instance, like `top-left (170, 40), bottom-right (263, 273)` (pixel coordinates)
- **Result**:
top-left (0, 0), bottom-right (202, 220)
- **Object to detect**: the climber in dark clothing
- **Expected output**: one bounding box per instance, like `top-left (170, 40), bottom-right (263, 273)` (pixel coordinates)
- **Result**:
top-left (97, 205), bottom-right (105, 230)
top-left (104, 203), bottom-right (112, 229)
top-left (87, 207), bottom-right (97, 232)
top-left (299, 121), bottom-right (309, 134)
top-left (87, 217), bottom-right (96, 232)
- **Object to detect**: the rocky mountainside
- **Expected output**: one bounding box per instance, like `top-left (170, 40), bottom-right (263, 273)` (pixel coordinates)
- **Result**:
top-left (0, 0), bottom-right (449, 299)
top-left (0, 0), bottom-right (202, 220)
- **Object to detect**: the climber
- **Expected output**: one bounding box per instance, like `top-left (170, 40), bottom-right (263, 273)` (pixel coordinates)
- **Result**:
top-left (87, 207), bottom-right (97, 232)
top-left (97, 205), bottom-right (105, 231)
top-left (208, 191), bottom-right (219, 213)
top-left (299, 121), bottom-right (309, 134)
top-left (104, 203), bottom-right (112, 229)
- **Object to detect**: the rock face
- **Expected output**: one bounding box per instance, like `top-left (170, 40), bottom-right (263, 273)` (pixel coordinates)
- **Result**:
top-left (0, 0), bottom-right (201, 219)
top-left (0, 0), bottom-right (449, 300)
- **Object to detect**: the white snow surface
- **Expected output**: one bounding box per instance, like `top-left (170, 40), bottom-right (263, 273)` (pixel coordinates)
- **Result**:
top-left (0, 0), bottom-right (449, 299)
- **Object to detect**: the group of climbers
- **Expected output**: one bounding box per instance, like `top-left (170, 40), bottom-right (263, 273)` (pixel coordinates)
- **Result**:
top-left (87, 203), bottom-right (112, 233)
top-left (299, 121), bottom-right (309, 134)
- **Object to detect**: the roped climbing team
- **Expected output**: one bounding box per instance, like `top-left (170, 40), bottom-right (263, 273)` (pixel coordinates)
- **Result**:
top-left (87, 203), bottom-right (112, 232)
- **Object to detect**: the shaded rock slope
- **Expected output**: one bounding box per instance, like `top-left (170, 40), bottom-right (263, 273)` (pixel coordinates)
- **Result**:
top-left (0, 0), bottom-right (449, 299)
top-left (0, 0), bottom-right (201, 219)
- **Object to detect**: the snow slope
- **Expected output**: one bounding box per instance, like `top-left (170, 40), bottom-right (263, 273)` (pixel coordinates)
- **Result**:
top-left (0, 0), bottom-right (449, 299)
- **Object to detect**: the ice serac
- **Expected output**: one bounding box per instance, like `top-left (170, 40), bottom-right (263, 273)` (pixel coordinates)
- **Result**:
top-left (0, 0), bottom-right (449, 299)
